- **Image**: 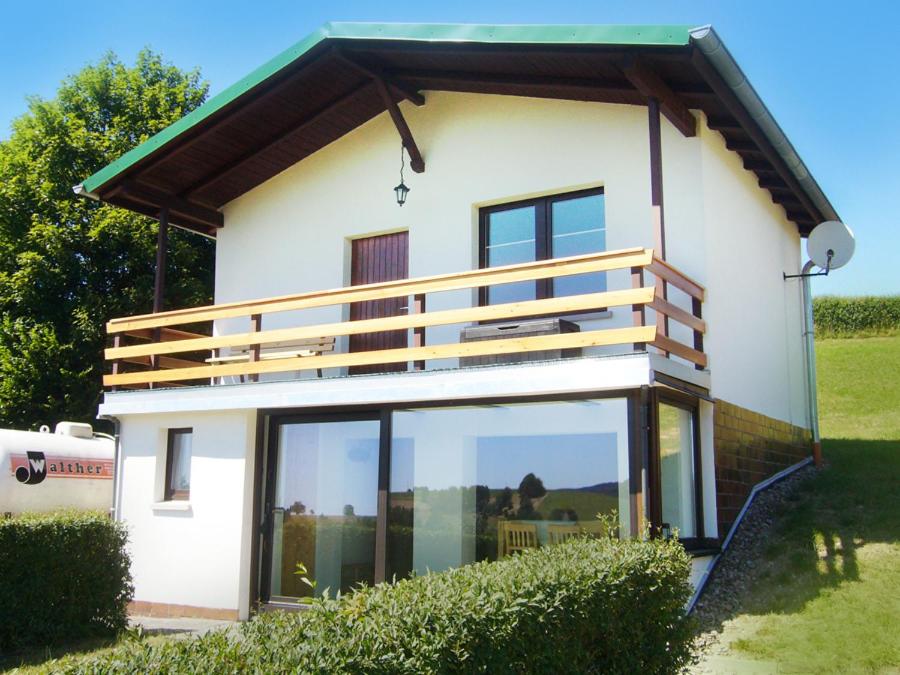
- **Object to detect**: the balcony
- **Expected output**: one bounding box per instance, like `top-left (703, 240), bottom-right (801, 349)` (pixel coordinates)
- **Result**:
top-left (102, 247), bottom-right (706, 391)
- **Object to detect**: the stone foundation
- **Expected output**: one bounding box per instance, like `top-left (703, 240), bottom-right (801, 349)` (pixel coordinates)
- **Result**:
top-left (128, 600), bottom-right (238, 621)
top-left (714, 400), bottom-right (811, 536)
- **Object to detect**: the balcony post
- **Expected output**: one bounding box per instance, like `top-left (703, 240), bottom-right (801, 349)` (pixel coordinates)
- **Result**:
top-left (152, 207), bottom-right (169, 314)
top-left (647, 98), bottom-right (670, 353)
top-left (412, 293), bottom-right (426, 371)
top-left (149, 207), bottom-right (169, 387)
top-left (248, 313), bottom-right (261, 382)
top-left (630, 266), bottom-right (646, 352)
top-left (692, 297), bottom-right (704, 371)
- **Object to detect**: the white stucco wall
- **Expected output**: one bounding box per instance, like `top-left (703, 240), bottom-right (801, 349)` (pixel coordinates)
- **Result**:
top-left (116, 409), bottom-right (257, 618)
top-left (693, 114), bottom-right (807, 427)
top-left (213, 91), bottom-right (806, 427)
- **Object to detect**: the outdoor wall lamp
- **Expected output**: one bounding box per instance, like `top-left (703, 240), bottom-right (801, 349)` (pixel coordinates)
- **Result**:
top-left (394, 144), bottom-right (410, 207)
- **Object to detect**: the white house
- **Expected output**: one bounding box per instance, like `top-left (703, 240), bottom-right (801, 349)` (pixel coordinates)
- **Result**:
top-left (75, 23), bottom-right (836, 620)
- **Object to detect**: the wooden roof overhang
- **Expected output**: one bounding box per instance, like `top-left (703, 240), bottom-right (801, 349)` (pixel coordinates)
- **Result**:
top-left (76, 23), bottom-right (837, 237)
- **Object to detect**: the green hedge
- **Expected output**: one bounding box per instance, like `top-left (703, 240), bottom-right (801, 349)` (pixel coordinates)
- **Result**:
top-left (814, 296), bottom-right (900, 337)
top-left (0, 511), bottom-right (132, 651)
top-left (58, 535), bottom-right (694, 674)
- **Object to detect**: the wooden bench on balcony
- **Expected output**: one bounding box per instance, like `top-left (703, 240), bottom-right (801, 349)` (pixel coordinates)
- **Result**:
top-left (205, 337), bottom-right (336, 379)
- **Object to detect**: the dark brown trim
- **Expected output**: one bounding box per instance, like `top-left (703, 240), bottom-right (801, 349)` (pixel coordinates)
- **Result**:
top-left (130, 41), bottom-right (334, 180)
top-left (181, 80), bottom-right (377, 198)
top-left (334, 50), bottom-right (425, 106)
top-left (627, 389), bottom-right (647, 537)
top-left (258, 411), bottom-right (380, 604)
top-left (478, 187), bottom-right (606, 307)
top-left (164, 428), bottom-right (192, 501)
top-left (152, 208), bottom-right (169, 315)
top-left (622, 58), bottom-right (696, 137)
top-left (653, 371), bottom-right (712, 401)
top-left (651, 389), bottom-right (706, 544)
top-left (113, 181), bottom-right (223, 229)
top-left (373, 77), bottom-right (425, 173)
top-left (373, 408), bottom-right (392, 584)
top-left (690, 48), bottom-right (822, 225)
top-left (247, 411), bottom-right (266, 616)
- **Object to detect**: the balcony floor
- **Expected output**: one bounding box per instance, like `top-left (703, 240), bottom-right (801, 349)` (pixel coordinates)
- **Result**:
top-left (100, 352), bottom-right (709, 417)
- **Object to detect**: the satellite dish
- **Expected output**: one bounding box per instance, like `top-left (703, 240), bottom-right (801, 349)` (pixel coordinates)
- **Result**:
top-left (807, 220), bottom-right (855, 271)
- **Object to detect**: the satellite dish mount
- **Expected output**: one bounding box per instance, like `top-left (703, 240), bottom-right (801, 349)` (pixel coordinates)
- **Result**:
top-left (784, 220), bottom-right (855, 279)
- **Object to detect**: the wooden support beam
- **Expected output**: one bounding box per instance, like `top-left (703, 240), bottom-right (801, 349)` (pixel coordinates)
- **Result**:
top-left (623, 58), bottom-right (697, 137)
top-left (152, 208), bottom-right (169, 314)
top-left (116, 181), bottom-right (223, 229)
top-left (334, 51), bottom-right (425, 106)
top-left (389, 68), bottom-right (637, 98)
top-left (705, 114), bottom-right (742, 132)
top-left (181, 81), bottom-right (376, 198)
top-left (648, 98), bottom-right (666, 260)
top-left (373, 77), bottom-right (425, 173)
top-left (691, 49), bottom-right (822, 224)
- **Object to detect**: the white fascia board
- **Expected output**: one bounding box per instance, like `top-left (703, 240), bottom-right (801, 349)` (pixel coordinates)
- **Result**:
top-left (99, 354), bottom-right (669, 417)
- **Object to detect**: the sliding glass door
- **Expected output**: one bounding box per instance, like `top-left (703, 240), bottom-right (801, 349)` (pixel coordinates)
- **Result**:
top-left (258, 392), bottom-right (702, 604)
top-left (263, 416), bottom-right (380, 602)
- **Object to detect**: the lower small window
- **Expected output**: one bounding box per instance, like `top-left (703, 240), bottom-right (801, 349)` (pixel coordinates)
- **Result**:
top-left (165, 429), bottom-right (192, 501)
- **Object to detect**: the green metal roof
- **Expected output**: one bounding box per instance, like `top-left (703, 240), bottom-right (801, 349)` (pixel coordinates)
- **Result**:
top-left (79, 22), bottom-right (692, 194)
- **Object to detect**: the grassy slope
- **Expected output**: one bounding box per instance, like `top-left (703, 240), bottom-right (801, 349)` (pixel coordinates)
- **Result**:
top-left (721, 336), bottom-right (900, 673)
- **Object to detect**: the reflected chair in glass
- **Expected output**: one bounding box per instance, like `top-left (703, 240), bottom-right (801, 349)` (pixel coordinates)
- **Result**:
top-left (547, 523), bottom-right (581, 546)
top-left (499, 521), bottom-right (539, 558)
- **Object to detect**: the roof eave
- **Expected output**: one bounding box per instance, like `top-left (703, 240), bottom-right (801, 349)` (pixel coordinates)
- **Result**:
top-left (689, 25), bottom-right (839, 225)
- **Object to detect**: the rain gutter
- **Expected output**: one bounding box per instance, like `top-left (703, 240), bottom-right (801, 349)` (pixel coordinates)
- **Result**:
top-left (689, 25), bottom-right (839, 226)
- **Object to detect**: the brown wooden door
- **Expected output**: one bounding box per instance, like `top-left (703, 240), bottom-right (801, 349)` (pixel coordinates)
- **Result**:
top-left (349, 232), bottom-right (409, 374)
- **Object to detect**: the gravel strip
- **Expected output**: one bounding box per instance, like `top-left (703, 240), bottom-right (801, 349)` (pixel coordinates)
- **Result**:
top-left (691, 463), bottom-right (819, 660)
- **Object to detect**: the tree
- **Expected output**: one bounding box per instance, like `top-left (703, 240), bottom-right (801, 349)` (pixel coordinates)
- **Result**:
top-left (0, 50), bottom-right (213, 429)
top-left (518, 473), bottom-right (547, 499)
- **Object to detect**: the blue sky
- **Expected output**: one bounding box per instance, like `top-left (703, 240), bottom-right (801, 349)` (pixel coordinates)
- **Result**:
top-left (1, 1), bottom-right (896, 296)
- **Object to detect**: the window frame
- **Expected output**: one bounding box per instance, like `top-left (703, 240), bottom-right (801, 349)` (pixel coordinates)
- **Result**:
top-left (164, 428), bottom-right (193, 502)
top-left (647, 389), bottom-right (706, 549)
top-left (477, 187), bottom-right (606, 307)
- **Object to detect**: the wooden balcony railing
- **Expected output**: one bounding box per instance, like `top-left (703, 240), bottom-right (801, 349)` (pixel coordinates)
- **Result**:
top-left (103, 247), bottom-right (706, 389)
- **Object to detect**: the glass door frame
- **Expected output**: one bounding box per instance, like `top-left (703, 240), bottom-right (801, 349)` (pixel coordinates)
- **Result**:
top-left (253, 388), bottom-right (645, 609)
top-left (258, 410), bottom-right (390, 605)
top-left (646, 387), bottom-right (705, 547)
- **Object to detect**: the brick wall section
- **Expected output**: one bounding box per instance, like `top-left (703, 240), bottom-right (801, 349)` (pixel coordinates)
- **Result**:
top-left (714, 399), bottom-right (811, 537)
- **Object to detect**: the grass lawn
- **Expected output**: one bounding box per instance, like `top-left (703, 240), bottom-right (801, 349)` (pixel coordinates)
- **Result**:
top-left (712, 335), bottom-right (900, 673)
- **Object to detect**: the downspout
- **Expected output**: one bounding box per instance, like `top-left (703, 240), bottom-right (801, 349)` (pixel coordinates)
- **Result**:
top-left (800, 260), bottom-right (822, 465)
top-left (98, 414), bottom-right (122, 520)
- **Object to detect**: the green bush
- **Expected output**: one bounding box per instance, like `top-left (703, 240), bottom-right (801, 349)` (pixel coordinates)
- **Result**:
top-left (813, 296), bottom-right (900, 337)
top-left (58, 535), bottom-right (694, 674)
top-left (0, 511), bottom-right (132, 651)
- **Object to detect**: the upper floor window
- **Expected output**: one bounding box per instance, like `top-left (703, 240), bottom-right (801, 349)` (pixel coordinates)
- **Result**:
top-left (165, 428), bottom-right (192, 501)
top-left (479, 188), bottom-right (606, 305)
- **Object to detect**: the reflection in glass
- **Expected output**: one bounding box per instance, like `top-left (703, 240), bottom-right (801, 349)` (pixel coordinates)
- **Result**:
top-left (388, 399), bottom-right (630, 580)
top-left (167, 430), bottom-right (191, 499)
top-left (551, 194), bottom-right (606, 297)
top-left (485, 205), bottom-right (537, 304)
top-left (658, 404), bottom-right (696, 538)
top-left (269, 420), bottom-right (379, 600)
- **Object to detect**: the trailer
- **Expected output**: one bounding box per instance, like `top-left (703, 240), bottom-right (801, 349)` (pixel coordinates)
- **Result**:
top-left (0, 422), bottom-right (114, 515)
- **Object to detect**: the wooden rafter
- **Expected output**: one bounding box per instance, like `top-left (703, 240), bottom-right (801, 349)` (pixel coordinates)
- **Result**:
top-left (181, 80), bottom-right (377, 198)
top-left (389, 68), bottom-right (637, 99)
top-left (622, 58), bottom-right (697, 137)
top-left (690, 49), bottom-right (821, 224)
top-left (112, 181), bottom-right (223, 229)
top-left (333, 50), bottom-right (425, 106)
top-left (372, 77), bottom-right (425, 173)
